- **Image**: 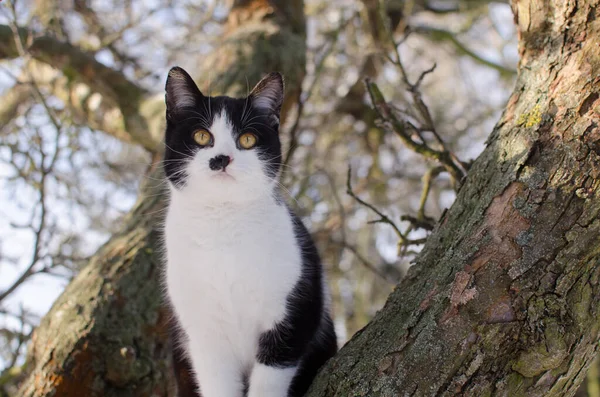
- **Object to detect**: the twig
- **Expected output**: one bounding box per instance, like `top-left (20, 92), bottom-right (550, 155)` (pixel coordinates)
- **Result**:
top-left (333, 240), bottom-right (396, 284)
top-left (365, 80), bottom-right (465, 183)
top-left (397, 166), bottom-right (442, 256)
top-left (0, 4), bottom-right (67, 303)
top-left (346, 166), bottom-right (427, 251)
top-left (400, 215), bottom-right (435, 231)
top-left (346, 166), bottom-right (403, 240)
top-left (0, 165), bottom-right (47, 303)
top-left (367, 10), bottom-right (471, 187)
top-left (414, 63), bottom-right (437, 90)
top-left (417, 166), bottom-right (443, 220)
top-left (283, 14), bottom-right (356, 167)
top-left (7, 2), bottom-right (63, 134)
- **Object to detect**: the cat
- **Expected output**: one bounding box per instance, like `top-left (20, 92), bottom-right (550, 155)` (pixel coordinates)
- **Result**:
top-left (161, 66), bottom-right (337, 397)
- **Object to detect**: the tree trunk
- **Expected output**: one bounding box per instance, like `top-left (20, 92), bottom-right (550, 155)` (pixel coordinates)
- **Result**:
top-left (305, 1), bottom-right (600, 396)
top-left (16, 1), bottom-right (305, 396)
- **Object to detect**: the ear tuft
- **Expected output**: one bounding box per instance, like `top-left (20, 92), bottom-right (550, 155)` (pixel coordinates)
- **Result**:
top-left (249, 72), bottom-right (284, 119)
top-left (165, 66), bottom-right (203, 118)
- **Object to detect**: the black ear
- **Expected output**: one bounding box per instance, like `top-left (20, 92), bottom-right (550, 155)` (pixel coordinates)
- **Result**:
top-left (165, 66), bottom-right (203, 119)
top-left (249, 72), bottom-right (284, 123)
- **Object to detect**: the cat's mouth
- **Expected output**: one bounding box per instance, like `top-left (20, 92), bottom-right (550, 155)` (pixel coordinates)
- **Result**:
top-left (211, 171), bottom-right (235, 181)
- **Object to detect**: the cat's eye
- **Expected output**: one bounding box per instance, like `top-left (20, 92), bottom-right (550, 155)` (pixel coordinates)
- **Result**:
top-left (193, 130), bottom-right (213, 146)
top-left (239, 133), bottom-right (257, 149)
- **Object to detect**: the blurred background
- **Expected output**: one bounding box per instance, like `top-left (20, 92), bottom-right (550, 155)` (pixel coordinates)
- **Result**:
top-left (3, 0), bottom-right (589, 395)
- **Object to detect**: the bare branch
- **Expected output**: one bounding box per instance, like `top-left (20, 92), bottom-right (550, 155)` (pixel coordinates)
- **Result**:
top-left (333, 240), bottom-right (397, 284)
top-left (0, 24), bottom-right (162, 152)
top-left (413, 25), bottom-right (516, 76)
top-left (0, 149), bottom-right (49, 303)
top-left (346, 166), bottom-right (427, 254)
top-left (365, 80), bottom-right (466, 183)
top-left (346, 166), bottom-right (403, 239)
top-left (397, 166), bottom-right (443, 256)
top-left (417, 166), bottom-right (444, 221)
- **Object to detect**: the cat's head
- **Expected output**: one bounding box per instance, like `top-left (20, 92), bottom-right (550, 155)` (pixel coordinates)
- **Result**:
top-left (163, 67), bottom-right (284, 203)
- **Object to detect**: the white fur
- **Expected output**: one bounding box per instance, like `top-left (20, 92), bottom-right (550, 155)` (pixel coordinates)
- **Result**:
top-left (252, 89), bottom-right (279, 112)
top-left (248, 364), bottom-right (298, 397)
top-left (164, 110), bottom-right (302, 397)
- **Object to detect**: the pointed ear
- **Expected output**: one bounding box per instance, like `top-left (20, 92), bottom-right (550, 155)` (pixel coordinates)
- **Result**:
top-left (165, 66), bottom-right (203, 119)
top-left (249, 72), bottom-right (284, 122)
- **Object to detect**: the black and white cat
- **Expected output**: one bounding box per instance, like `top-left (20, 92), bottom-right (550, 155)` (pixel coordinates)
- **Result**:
top-left (162, 67), bottom-right (337, 397)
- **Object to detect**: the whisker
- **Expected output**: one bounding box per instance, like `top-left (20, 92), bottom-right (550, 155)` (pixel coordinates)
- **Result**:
top-left (178, 114), bottom-right (212, 126)
top-left (240, 77), bottom-right (252, 126)
top-left (161, 159), bottom-right (194, 163)
top-left (140, 187), bottom-right (171, 200)
top-left (182, 141), bottom-right (196, 155)
top-left (242, 114), bottom-right (270, 128)
top-left (208, 72), bottom-right (212, 120)
top-left (139, 204), bottom-right (170, 218)
top-left (142, 171), bottom-right (186, 190)
top-left (164, 143), bottom-right (195, 159)
top-left (272, 180), bottom-right (300, 206)
top-left (201, 97), bottom-right (212, 124)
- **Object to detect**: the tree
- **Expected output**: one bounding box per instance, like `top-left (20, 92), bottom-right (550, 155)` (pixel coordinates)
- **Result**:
top-left (1, 0), bottom-right (598, 396)
top-left (306, 1), bottom-right (600, 395)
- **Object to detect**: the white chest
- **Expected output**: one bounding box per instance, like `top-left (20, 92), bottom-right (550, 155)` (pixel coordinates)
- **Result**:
top-left (164, 198), bottom-right (302, 365)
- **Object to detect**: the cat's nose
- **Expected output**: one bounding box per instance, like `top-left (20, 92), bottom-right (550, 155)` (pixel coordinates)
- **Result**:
top-left (209, 154), bottom-right (231, 171)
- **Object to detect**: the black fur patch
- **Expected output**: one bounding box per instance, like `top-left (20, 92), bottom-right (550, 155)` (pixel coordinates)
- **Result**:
top-left (256, 211), bottom-right (338, 397)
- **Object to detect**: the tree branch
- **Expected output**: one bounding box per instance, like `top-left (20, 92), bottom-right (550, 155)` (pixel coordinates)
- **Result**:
top-left (0, 24), bottom-right (162, 152)
top-left (332, 240), bottom-right (397, 284)
top-left (346, 166), bottom-right (404, 240)
top-left (346, 166), bottom-right (427, 254)
top-left (414, 26), bottom-right (517, 76)
top-left (365, 80), bottom-right (466, 183)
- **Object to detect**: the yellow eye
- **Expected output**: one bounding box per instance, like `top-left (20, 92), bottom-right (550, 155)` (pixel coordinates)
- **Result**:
top-left (193, 130), bottom-right (212, 146)
top-left (239, 132), bottom-right (257, 149)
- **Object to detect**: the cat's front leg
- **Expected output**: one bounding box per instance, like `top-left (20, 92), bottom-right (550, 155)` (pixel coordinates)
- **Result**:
top-left (190, 344), bottom-right (245, 397)
top-left (248, 363), bottom-right (298, 397)
top-left (248, 325), bottom-right (306, 397)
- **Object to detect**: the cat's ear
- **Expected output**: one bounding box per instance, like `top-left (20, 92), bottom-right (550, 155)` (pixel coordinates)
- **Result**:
top-left (165, 67), bottom-right (203, 119)
top-left (249, 72), bottom-right (284, 122)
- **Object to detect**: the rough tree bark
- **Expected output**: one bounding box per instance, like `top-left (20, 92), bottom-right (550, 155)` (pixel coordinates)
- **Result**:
top-left (14, 1), bottom-right (306, 396)
top-left (305, 1), bottom-right (600, 396)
